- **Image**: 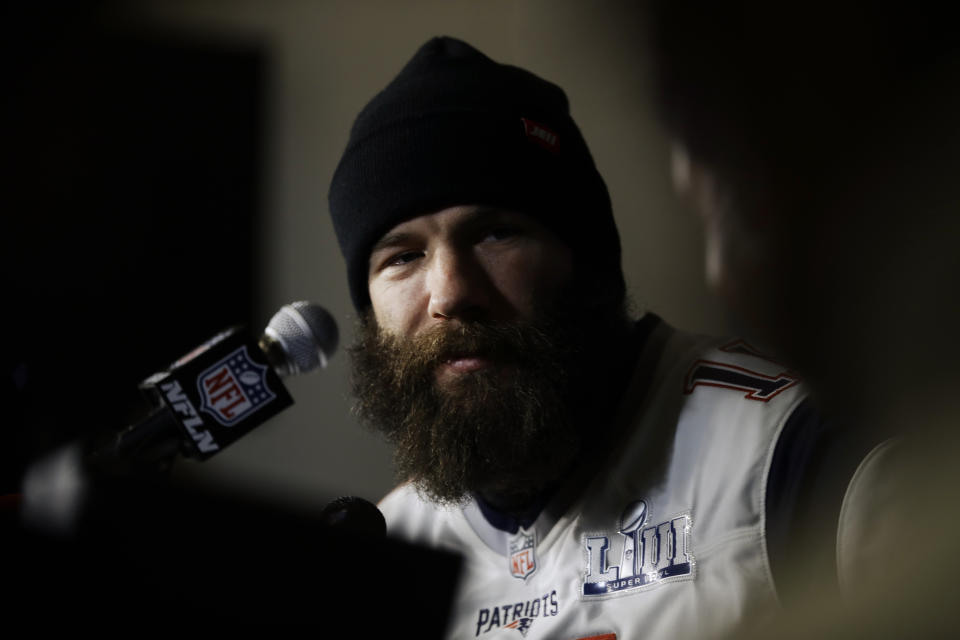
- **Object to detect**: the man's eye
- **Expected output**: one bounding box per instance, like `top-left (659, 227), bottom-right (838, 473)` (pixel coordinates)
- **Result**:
top-left (482, 226), bottom-right (520, 242)
top-left (387, 250), bottom-right (423, 266)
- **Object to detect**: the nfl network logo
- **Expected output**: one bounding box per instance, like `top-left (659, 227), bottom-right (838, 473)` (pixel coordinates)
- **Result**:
top-left (509, 527), bottom-right (537, 580)
top-left (197, 346), bottom-right (277, 426)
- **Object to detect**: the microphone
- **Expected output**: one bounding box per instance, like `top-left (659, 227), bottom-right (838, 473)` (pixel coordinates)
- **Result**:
top-left (260, 301), bottom-right (338, 376)
top-left (106, 301), bottom-right (338, 463)
top-left (21, 301), bottom-right (338, 534)
top-left (320, 495), bottom-right (387, 538)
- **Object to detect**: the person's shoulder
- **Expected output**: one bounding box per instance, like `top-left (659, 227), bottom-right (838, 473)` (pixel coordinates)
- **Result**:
top-left (378, 481), bottom-right (419, 510)
top-left (684, 336), bottom-right (803, 401)
top-left (836, 436), bottom-right (905, 594)
top-left (647, 322), bottom-right (806, 410)
top-left (378, 481), bottom-right (430, 524)
top-left (378, 482), bottom-right (469, 546)
top-left (620, 320), bottom-right (806, 447)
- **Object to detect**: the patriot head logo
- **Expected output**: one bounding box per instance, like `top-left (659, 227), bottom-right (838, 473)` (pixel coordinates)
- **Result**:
top-left (505, 617), bottom-right (534, 637)
top-left (197, 346), bottom-right (277, 426)
top-left (509, 527), bottom-right (537, 580)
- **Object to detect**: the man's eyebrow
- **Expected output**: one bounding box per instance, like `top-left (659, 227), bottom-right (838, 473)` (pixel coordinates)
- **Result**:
top-left (455, 207), bottom-right (524, 231)
top-left (461, 206), bottom-right (511, 222)
top-left (465, 205), bottom-right (501, 217)
top-left (370, 231), bottom-right (418, 254)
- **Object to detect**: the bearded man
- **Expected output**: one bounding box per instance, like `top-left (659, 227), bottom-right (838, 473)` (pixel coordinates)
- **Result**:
top-left (327, 36), bottom-right (859, 639)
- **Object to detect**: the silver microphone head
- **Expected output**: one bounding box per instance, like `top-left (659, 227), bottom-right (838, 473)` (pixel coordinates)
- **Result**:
top-left (262, 301), bottom-right (338, 377)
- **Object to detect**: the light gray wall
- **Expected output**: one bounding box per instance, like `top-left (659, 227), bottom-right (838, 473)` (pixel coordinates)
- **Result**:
top-left (129, 1), bottom-right (724, 510)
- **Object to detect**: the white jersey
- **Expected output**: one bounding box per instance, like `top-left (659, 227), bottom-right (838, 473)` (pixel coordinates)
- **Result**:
top-left (379, 320), bottom-right (807, 639)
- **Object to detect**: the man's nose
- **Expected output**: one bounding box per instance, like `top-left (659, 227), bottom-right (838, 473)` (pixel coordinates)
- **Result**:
top-left (426, 247), bottom-right (490, 321)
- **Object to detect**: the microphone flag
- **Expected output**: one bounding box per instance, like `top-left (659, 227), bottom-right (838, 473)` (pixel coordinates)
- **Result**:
top-left (139, 326), bottom-right (293, 460)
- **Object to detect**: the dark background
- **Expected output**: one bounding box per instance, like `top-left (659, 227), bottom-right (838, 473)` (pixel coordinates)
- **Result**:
top-left (2, 9), bottom-right (462, 630)
top-left (2, 3), bottom-right (264, 492)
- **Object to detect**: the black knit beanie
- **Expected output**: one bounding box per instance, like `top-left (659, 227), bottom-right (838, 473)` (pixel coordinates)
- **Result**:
top-left (329, 36), bottom-right (624, 312)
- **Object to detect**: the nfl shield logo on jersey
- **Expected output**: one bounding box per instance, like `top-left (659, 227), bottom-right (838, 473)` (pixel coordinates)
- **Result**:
top-left (197, 346), bottom-right (278, 426)
top-left (509, 527), bottom-right (537, 580)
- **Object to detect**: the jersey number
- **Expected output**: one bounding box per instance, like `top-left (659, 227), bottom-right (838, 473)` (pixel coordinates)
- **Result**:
top-left (684, 359), bottom-right (798, 402)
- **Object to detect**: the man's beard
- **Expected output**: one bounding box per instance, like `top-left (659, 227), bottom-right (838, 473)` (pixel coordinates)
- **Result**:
top-left (349, 303), bottom-right (616, 510)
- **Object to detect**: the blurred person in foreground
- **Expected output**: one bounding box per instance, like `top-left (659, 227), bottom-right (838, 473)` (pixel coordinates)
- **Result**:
top-left (325, 36), bottom-right (879, 638)
top-left (644, 2), bottom-right (960, 635)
